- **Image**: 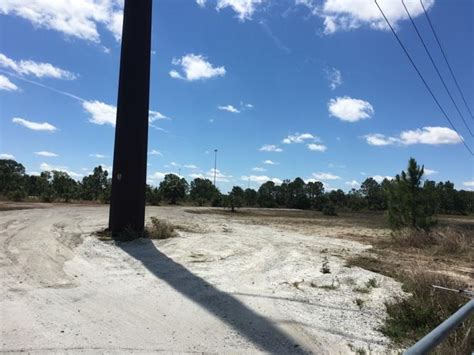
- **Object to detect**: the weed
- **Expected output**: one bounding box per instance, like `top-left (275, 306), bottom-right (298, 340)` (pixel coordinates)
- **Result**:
top-left (354, 298), bottom-right (365, 308)
top-left (353, 287), bottom-right (371, 294)
top-left (146, 217), bottom-right (178, 240)
top-left (320, 256), bottom-right (331, 274)
top-left (365, 277), bottom-right (379, 289)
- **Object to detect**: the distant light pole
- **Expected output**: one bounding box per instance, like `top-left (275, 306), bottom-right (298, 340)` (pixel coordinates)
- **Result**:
top-left (108, 0), bottom-right (152, 238)
top-left (213, 149), bottom-right (218, 186)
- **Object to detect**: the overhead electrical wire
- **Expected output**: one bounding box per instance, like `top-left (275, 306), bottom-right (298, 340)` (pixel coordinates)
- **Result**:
top-left (420, 0), bottom-right (474, 120)
top-left (374, 0), bottom-right (473, 156)
top-left (401, 0), bottom-right (473, 137)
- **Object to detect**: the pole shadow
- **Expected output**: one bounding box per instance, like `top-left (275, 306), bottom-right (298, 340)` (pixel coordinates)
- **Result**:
top-left (119, 238), bottom-right (310, 354)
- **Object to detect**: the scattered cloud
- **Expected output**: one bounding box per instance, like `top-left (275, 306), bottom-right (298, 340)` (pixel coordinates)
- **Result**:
top-left (12, 117), bottom-right (57, 132)
top-left (0, 0), bottom-right (124, 43)
top-left (0, 53), bottom-right (76, 79)
top-left (90, 153), bottom-right (106, 158)
top-left (170, 54), bottom-right (226, 81)
top-left (35, 151), bottom-right (58, 157)
top-left (365, 127), bottom-right (462, 146)
top-left (0, 74), bottom-right (18, 91)
top-left (149, 110), bottom-right (171, 122)
top-left (372, 175), bottom-right (392, 183)
top-left (148, 150), bottom-right (162, 156)
top-left (345, 180), bottom-right (359, 187)
top-left (263, 159), bottom-right (278, 165)
top-left (201, 0), bottom-right (264, 21)
top-left (296, 0), bottom-right (435, 35)
top-left (312, 172), bottom-right (341, 180)
top-left (328, 96), bottom-right (374, 122)
top-left (184, 164), bottom-right (198, 169)
top-left (40, 162), bottom-right (82, 179)
top-left (325, 67), bottom-right (342, 90)
top-left (82, 100), bottom-right (169, 127)
top-left (259, 144), bottom-right (283, 152)
top-left (241, 175), bottom-right (282, 184)
top-left (282, 133), bottom-right (314, 144)
top-left (307, 143), bottom-right (327, 152)
top-left (190, 168), bottom-right (232, 182)
top-left (82, 100), bottom-right (116, 126)
top-left (0, 153), bottom-right (15, 159)
top-left (218, 104), bottom-right (240, 113)
top-left (424, 169), bottom-right (438, 176)
top-left (252, 167), bottom-right (267, 172)
top-left (463, 181), bottom-right (474, 187)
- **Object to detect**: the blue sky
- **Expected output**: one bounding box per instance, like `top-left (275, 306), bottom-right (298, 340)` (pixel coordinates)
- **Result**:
top-left (0, 0), bottom-right (473, 192)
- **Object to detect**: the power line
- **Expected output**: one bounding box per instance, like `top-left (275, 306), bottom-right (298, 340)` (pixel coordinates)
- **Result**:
top-left (401, 0), bottom-right (473, 137)
top-left (374, 0), bottom-right (473, 156)
top-left (420, 0), bottom-right (474, 120)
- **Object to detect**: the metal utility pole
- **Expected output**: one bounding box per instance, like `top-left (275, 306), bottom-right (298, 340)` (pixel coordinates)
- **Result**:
top-left (213, 149), bottom-right (218, 186)
top-left (109, 0), bottom-right (153, 238)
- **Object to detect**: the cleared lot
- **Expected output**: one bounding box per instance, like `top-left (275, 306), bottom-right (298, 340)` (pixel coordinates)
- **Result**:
top-left (1, 205), bottom-right (406, 354)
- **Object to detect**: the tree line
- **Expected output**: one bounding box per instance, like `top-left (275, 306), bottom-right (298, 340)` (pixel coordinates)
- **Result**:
top-left (1, 158), bottom-right (472, 227)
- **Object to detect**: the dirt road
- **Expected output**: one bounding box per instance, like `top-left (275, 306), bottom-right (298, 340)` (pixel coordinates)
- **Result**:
top-left (0, 206), bottom-right (403, 354)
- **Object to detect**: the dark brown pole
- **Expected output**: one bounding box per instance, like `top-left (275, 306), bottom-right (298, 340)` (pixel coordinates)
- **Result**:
top-left (109, 0), bottom-right (152, 239)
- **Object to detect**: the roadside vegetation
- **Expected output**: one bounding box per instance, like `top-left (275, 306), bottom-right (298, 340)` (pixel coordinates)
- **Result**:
top-left (1, 158), bottom-right (473, 218)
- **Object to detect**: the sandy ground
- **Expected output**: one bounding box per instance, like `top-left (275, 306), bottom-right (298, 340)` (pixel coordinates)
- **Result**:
top-left (0, 206), bottom-right (405, 354)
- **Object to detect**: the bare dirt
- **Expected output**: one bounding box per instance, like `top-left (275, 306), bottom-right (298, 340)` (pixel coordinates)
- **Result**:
top-left (0, 205), bottom-right (406, 354)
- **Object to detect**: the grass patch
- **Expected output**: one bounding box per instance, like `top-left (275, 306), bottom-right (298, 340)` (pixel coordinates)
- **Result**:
top-left (146, 217), bottom-right (178, 240)
top-left (354, 298), bottom-right (365, 308)
top-left (365, 277), bottom-right (379, 289)
top-left (381, 271), bottom-right (473, 354)
top-left (353, 286), bottom-right (371, 294)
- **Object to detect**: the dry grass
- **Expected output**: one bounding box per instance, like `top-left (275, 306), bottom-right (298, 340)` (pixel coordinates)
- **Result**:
top-left (347, 226), bottom-right (473, 354)
top-left (146, 217), bottom-right (178, 240)
top-left (381, 271), bottom-right (473, 354)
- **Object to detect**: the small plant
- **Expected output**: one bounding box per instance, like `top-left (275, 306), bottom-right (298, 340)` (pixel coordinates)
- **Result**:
top-left (320, 257), bottom-right (331, 274)
top-left (322, 203), bottom-right (338, 216)
top-left (354, 298), bottom-right (365, 308)
top-left (318, 278), bottom-right (340, 291)
top-left (365, 277), bottom-right (379, 289)
top-left (147, 217), bottom-right (178, 240)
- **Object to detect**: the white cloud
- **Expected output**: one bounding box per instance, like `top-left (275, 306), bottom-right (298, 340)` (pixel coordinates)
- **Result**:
top-left (252, 167), bottom-right (266, 172)
top-left (40, 162), bottom-right (82, 179)
top-left (215, 0), bottom-right (264, 21)
top-left (0, 74), bottom-right (18, 91)
top-left (90, 153), bottom-right (106, 158)
top-left (424, 169), bottom-right (438, 176)
top-left (0, 0), bottom-right (124, 43)
top-left (184, 164), bottom-right (198, 169)
top-left (307, 143), bottom-right (327, 152)
top-left (241, 175), bottom-right (282, 184)
top-left (328, 96), bottom-right (374, 122)
top-left (170, 54), bottom-right (226, 81)
top-left (296, 0), bottom-right (435, 35)
top-left (191, 168), bottom-right (232, 182)
top-left (149, 110), bottom-right (171, 122)
top-left (364, 133), bottom-right (399, 146)
top-left (82, 100), bottom-right (116, 126)
top-left (263, 159), bottom-right (278, 165)
top-left (0, 53), bottom-right (76, 80)
top-left (82, 100), bottom-right (169, 127)
top-left (244, 103), bottom-right (254, 108)
top-left (196, 0), bottom-right (207, 7)
top-left (259, 144), bottom-right (283, 152)
top-left (35, 151), bottom-right (58, 157)
top-left (218, 104), bottom-right (240, 113)
top-left (312, 172), bottom-right (341, 180)
top-left (463, 181), bottom-right (474, 187)
top-left (12, 117), bottom-right (57, 132)
top-left (399, 127), bottom-right (462, 145)
top-left (326, 67), bottom-right (342, 90)
top-left (282, 133), bottom-right (314, 144)
top-left (345, 180), bottom-right (359, 187)
top-left (148, 150), bottom-right (162, 156)
top-left (365, 127), bottom-right (462, 146)
top-left (372, 175), bottom-right (392, 183)
top-left (0, 153), bottom-right (15, 159)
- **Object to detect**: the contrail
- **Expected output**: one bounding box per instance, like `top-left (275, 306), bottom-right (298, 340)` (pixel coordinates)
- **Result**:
top-left (0, 69), bottom-right (85, 102)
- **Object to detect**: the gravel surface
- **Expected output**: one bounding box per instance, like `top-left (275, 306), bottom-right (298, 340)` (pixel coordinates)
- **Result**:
top-left (0, 206), bottom-right (404, 354)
